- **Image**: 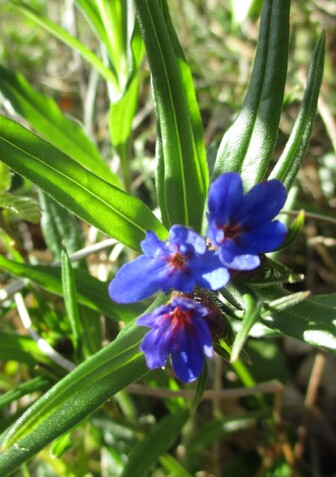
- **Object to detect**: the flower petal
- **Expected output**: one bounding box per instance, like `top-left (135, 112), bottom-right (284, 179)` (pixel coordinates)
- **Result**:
top-left (208, 173), bottom-right (244, 225)
top-left (219, 243), bottom-right (260, 270)
top-left (239, 220), bottom-right (287, 253)
top-left (237, 180), bottom-right (287, 226)
top-left (190, 251), bottom-right (230, 290)
top-left (169, 225), bottom-right (206, 254)
top-left (108, 255), bottom-right (169, 303)
top-left (140, 326), bottom-right (174, 369)
top-left (137, 305), bottom-right (169, 327)
top-left (140, 230), bottom-right (166, 257)
top-left (171, 331), bottom-right (205, 383)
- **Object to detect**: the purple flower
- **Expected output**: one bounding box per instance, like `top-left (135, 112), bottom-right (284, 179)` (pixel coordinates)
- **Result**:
top-left (137, 297), bottom-right (213, 383)
top-left (108, 225), bottom-right (229, 304)
top-left (207, 173), bottom-right (287, 271)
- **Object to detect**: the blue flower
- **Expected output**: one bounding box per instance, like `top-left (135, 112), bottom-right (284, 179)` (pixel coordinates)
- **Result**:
top-left (207, 173), bottom-right (287, 271)
top-left (108, 225), bottom-right (229, 304)
top-left (137, 297), bottom-right (213, 383)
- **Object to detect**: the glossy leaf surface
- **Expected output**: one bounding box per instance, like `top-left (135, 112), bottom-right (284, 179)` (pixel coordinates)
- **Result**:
top-left (0, 116), bottom-right (167, 252)
top-left (213, 0), bottom-right (290, 187)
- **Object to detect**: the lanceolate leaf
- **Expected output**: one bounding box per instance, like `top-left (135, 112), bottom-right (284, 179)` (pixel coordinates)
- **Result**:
top-left (61, 245), bottom-right (83, 352)
top-left (0, 322), bottom-right (149, 476)
top-left (0, 192), bottom-right (41, 223)
top-left (135, 0), bottom-right (208, 232)
top-left (160, 0), bottom-right (208, 195)
top-left (259, 286), bottom-right (336, 353)
top-left (231, 292), bottom-right (262, 362)
top-left (39, 192), bottom-right (85, 264)
top-left (0, 65), bottom-right (120, 186)
top-left (212, 0), bottom-right (290, 187)
top-left (121, 410), bottom-right (189, 477)
top-left (269, 32), bottom-right (325, 188)
top-left (0, 116), bottom-right (167, 252)
top-left (0, 255), bottom-right (142, 322)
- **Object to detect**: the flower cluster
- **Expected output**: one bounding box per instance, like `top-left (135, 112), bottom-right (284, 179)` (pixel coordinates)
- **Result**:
top-left (109, 173), bottom-right (287, 382)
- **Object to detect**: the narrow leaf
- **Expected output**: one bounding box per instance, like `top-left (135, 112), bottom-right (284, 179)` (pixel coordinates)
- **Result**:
top-left (0, 377), bottom-right (50, 411)
top-left (61, 245), bottom-right (83, 353)
top-left (0, 192), bottom-right (41, 223)
top-left (0, 322), bottom-right (149, 476)
top-left (39, 192), bottom-right (85, 264)
top-left (11, 0), bottom-right (120, 93)
top-left (0, 163), bottom-right (11, 192)
top-left (0, 255), bottom-right (143, 321)
top-left (212, 0), bottom-right (290, 187)
top-left (231, 292), bottom-right (262, 362)
top-left (0, 64), bottom-right (120, 186)
top-left (259, 287), bottom-right (336, 353)
top-left (0, 116), bottom-right (167, 252)
top-left (0, 333), bottom-right (53, 367)
top-left (269, 32), bottom-right (325, 188)
top-left (121, 410), bottom-right (189, 477)
top-left (135, 0), bottom-right (208, 231)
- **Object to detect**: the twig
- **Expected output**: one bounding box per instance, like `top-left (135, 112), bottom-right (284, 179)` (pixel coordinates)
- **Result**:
top-left (280, 209), bottom-right (336, 227)
top-left (293, 351), bottom-right (326, 465)
top-left (127, 380), bottom-right (284, 401)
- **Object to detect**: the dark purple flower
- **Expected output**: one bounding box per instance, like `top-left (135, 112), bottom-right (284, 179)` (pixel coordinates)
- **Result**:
top-left (137, 297), bottom-right (213, 383)
top-left (207, 173), bottom-right (287, 271)
top-left (108, 225), bottom-right (229, 304)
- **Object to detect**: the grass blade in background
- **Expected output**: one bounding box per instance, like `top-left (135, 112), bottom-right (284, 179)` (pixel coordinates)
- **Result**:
top-left (0, 65), bottom-right (120, 187)
top-left (0, 323), bottom-right (149, 476)
top-left (11, 0), bottom-right (120, 91)
top-left (135, 0), bottom-right (208, 232)
top-left (269, 32), bottom-right (325, 188)
top-left (0, 255), bottom-right (142, 321)
top-left (258, 287), bottom-right (336, 353)
top-left (161, 0), bottom-right (208, 197)
top-left (212, 0), bottom-right (290, 187)
top-left (61, 245), bottom-right (83, 355)
top-left (121, 409), bottom-right (189, 477)
top-left (0, 116), bottom-right (167, 252)
top-left (109, 22), bottom-right (145, 192)
top-left (39, 192), bottom-right (85, 264)
top-left (0, 192), bottom-right (40, 223)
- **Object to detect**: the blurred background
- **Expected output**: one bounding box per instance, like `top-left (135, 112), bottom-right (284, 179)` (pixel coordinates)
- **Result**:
top-left (0, 1), bottom-right (336, 475)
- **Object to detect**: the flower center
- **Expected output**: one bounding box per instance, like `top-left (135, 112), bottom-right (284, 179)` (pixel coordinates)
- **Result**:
top-left (171, 306), bottom-right (192, 330)
top-left (169, 252), bottom-right (186, 269)
top-left (222, 222), bottom-right (242, 241)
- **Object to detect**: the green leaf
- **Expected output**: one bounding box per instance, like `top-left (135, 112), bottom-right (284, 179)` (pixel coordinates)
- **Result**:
top-left (61, 245), bottom-right (83, 353)
top-left (0, 192), bottom-right (41, 223)
top-left (212, 0), bottom-right (290, 187)
top-left (277, 210), bottom-right (305, 250)
top-left (49, 431), bottom-right (74, 459)
top-left (0, 377), bottom-right (50, 411)
top-left (39, 192), bottom-right (85, 264)
top-left (0, 116), bottom-right (167, 252)
top-left (259, 287), bottom-right (336, 353)
top-left (11, 0), bottom-right (120, 94)
top-left (0, 163), bottom-right (11, 192)
top-left (0, 322), bottom-right (149, 476)
top-left (269, 32), bottom-right (325, 189)
top-left (121, 409), bottom-right (189, 477)
top-left (231, 292), bottom-right (262, 362)
top-left (0, 255), bottom-right (142, 322)
top-left (0, 64), bottom-right (120, 187)
top-left (135, 0), bottom-right (208, 231)
top-left (109, 22), bottom-right (144, 191)
top-left (159, 454), bottom-right (194, 477)
top-left (0, 332), bottom-right (52, 367)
